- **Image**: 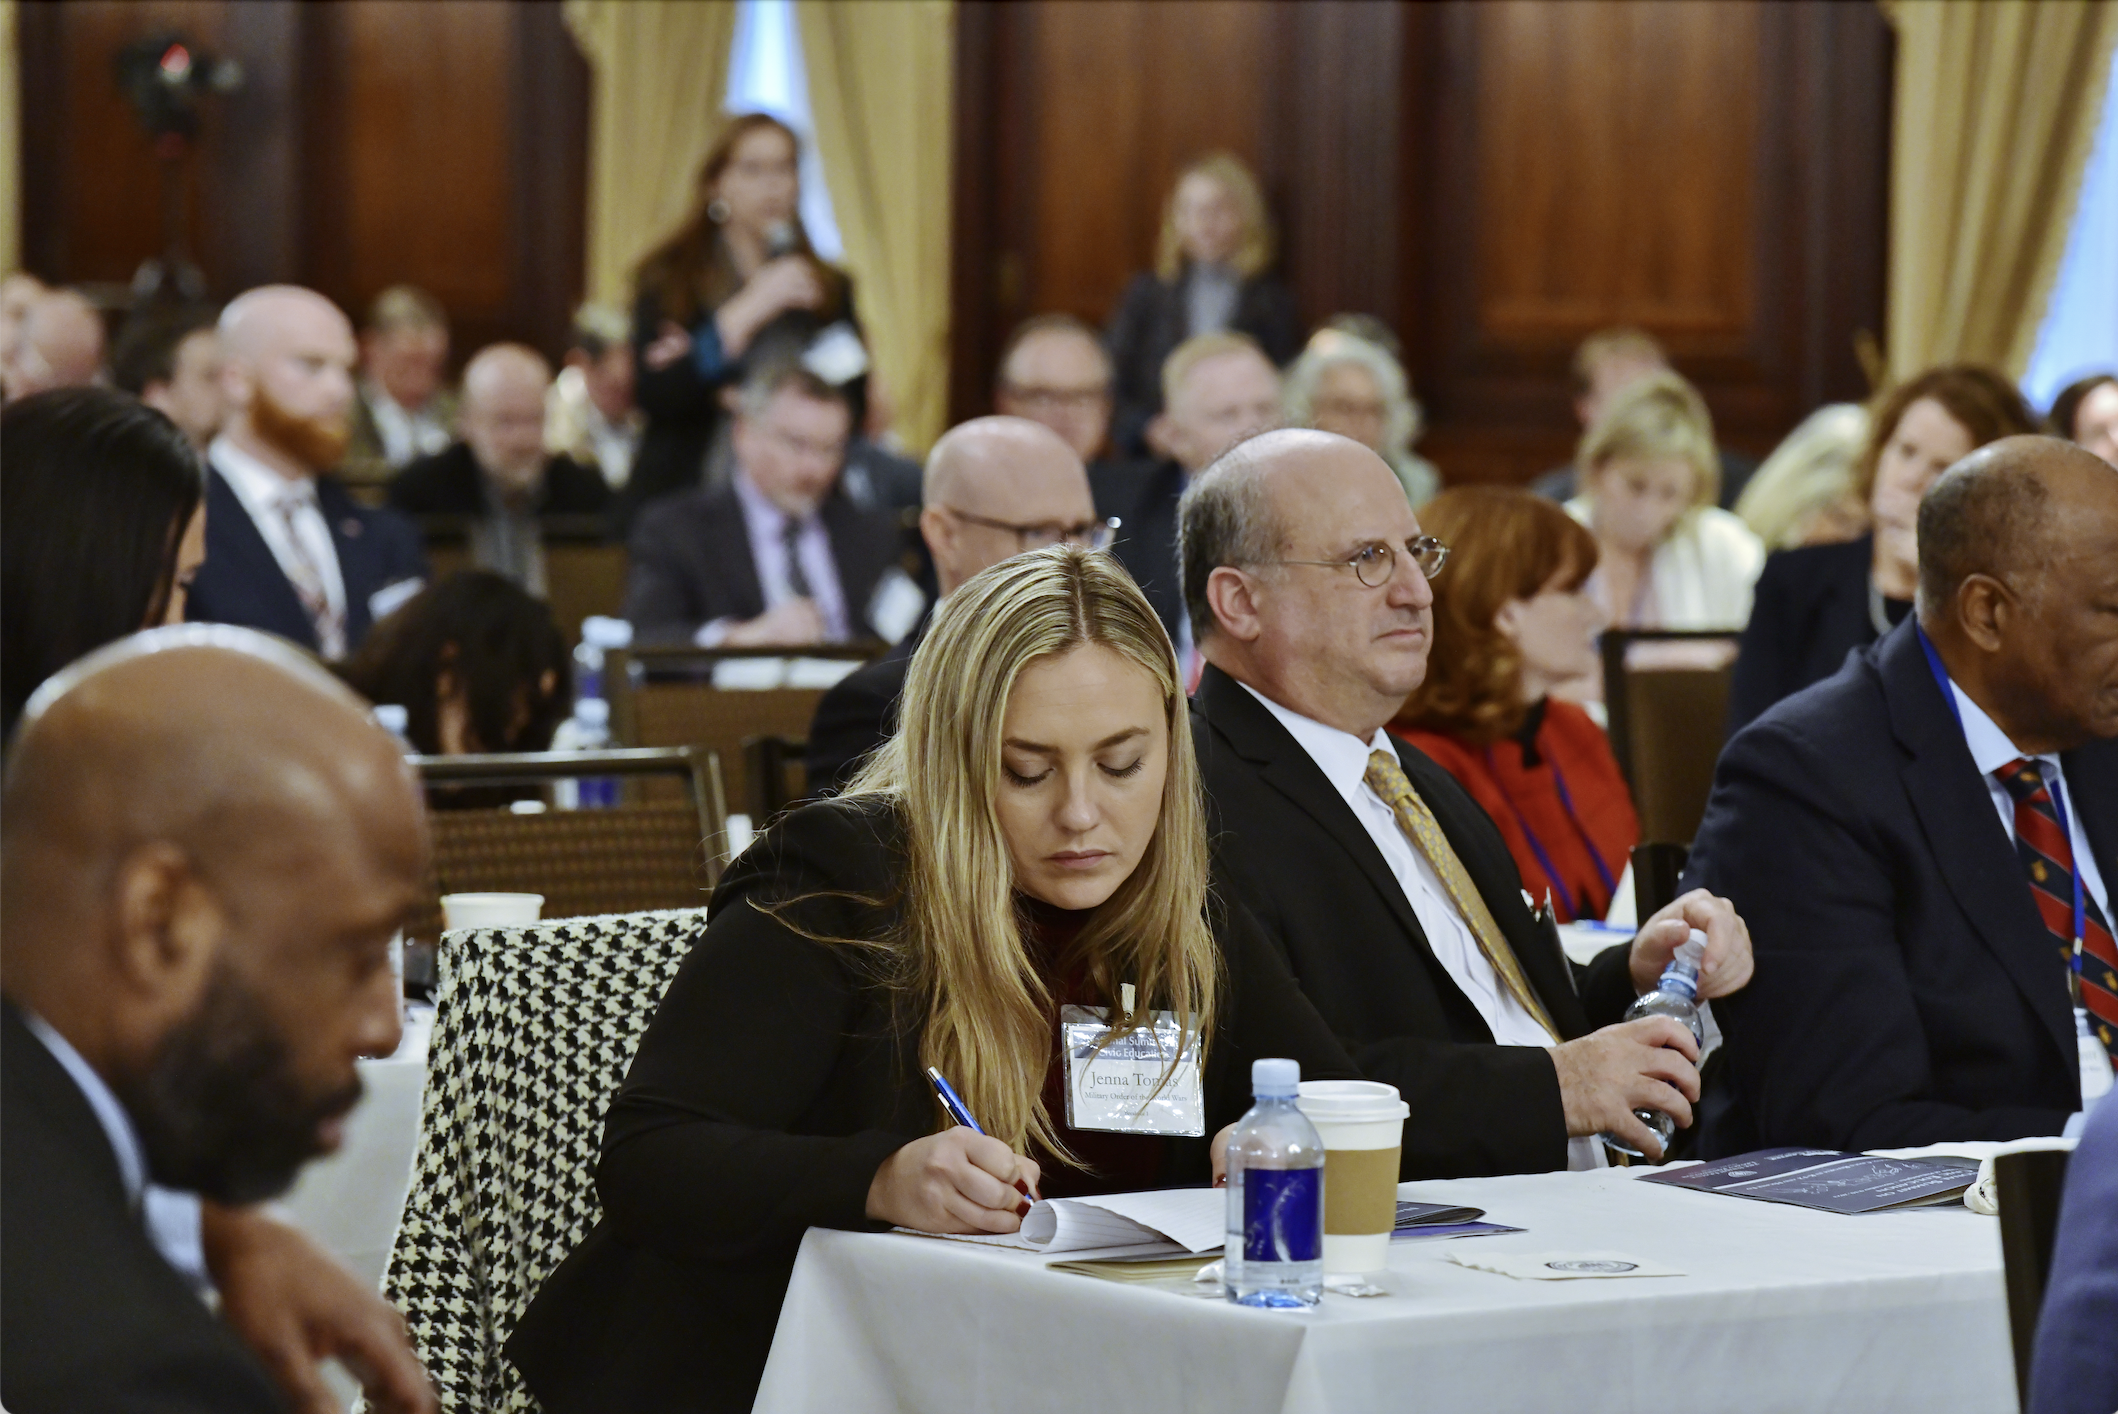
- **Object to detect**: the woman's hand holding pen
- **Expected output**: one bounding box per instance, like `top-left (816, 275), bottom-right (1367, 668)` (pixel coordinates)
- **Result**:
top-left (865, 1129), bottom-right (1042, 1235)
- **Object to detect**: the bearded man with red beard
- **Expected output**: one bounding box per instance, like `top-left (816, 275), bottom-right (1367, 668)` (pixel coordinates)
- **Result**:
top-left (187, 286), bottom-right (426, 659)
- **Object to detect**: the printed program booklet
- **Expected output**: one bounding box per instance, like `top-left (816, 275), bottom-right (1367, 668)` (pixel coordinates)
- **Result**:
top-left (1639, 1147), bottom-right (1979, 1213)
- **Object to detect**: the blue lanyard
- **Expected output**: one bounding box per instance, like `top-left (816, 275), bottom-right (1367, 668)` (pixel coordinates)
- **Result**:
top-left (1916, 623), bottom-right (2088, 954)
top-left (1482, 744), bottom-right (1621, 922)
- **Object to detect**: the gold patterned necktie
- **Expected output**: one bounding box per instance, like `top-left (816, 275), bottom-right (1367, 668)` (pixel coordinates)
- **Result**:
top-left (273, 489), bottom-right (347, 659)
top-left (1364, 748), bottom-right (1560, 1042)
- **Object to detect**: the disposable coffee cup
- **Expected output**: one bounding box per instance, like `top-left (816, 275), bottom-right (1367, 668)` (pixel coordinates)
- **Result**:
top-left (440, 892), bottom-right (545, 931)
top-left (1297, 1080), bottom-right (1409, 1276)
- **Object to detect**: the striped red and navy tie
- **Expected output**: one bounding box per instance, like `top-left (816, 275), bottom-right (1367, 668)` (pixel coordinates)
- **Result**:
top-left (1997, 757), bottom-right (2118, 1062)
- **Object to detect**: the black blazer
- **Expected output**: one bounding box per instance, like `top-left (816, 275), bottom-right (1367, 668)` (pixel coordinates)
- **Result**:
top-left (1191, 665), bottom-right (1640, 1177)
top-left (186, 466), bottom-right (427, 657)
top-left (1727, 535), bottom-right (1907, 737)
top-left (804, 630), bottom-right (916, 793)
top-left (505, 797), bottom-right (1360, 1413)
top-left (622, 481), bottom-right (902, 645)
top-left (1105, 267), bottom-right (1302, 457)
top-left (387, 443), bottom-right (613, 520)
top-left (0, 1004), bottom-right (285, 1414)
top-left (1090, 457), bottom-right (1187, 648)
top-left (1684, 619), bottom-right (2118, 1155)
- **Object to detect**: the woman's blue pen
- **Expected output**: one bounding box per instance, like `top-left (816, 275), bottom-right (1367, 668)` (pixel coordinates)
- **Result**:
top-left (924, 1066), bottom-right (985, 1134)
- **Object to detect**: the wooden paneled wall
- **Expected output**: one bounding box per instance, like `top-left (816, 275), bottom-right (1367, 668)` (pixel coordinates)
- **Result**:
top-left (952, 0), bottom-right (1893, 484)
top-left (17, 0), bottom-right (587, 362)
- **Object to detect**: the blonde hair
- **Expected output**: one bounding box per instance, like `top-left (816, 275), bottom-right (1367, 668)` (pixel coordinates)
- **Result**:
top-left (1156, 154), bottom-right (1275, 282)
top-left (1577, 370), bottom-right (1720, 511)
top-left (1571, 326), bottom-right (1666, 394)
top-left (1159, 330), bottom-right (1269, 410)
top-left (841, 545), bottom-right (1219, 1162)
top-left (1733, 403), bottom-right (1871, 550)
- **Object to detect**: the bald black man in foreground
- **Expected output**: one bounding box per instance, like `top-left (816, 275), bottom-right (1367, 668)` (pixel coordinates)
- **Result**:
top-left (1, 626), bottom-right (437, 1414)
top-left (1688, 437), bottom-right (2118, 1154)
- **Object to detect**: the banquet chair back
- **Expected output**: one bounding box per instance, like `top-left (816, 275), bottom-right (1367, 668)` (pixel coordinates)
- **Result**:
top-left (1995, 1146), bottom-right (2073, 1405)
top-left (408, 747), bottom-right (727, 942)
top-left (606, 644), bottom-right (874, 819)
top-left (1601, 630), bottom-right (1740, 845)
top-left (382, 909), bottom-right (707, 1413)
top-left (744, 733), bottom-right (809, 824)
top-left (413, 514), bottom-right (623, 646)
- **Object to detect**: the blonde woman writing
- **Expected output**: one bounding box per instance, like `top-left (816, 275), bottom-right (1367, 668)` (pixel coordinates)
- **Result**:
top-left (510, 545), bottom-right (1361, 1412)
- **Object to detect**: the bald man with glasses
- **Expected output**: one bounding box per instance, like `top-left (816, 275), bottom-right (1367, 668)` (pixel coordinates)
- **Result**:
top-left (1182, 429), bottom-right (1754, 1178)
top-left (806, 417), bottom-right (1111, 792)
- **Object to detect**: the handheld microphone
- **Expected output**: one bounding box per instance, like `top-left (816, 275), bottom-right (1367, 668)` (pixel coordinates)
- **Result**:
top-left (763, 220), bottom-right (799, 259)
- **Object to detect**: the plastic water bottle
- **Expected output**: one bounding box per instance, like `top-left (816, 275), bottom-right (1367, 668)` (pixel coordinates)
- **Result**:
top-left (1601, 929), bottom-right (1708, 1158)
top-left (1224, 1058), bottom-right (1324, 1309)
top-left (550, 696), bottom-right (616, 808)
top-left (2077, 1006), bottom-right (2113, 1110)
top-left (555, 617), bottom-right (631, 808)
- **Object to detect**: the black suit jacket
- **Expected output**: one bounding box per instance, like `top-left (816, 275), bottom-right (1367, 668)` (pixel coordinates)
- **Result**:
top-left (1727, 535), bottom-right (1907, 736)
top-left (1684, 619), bottom-right (2118, 1154)
top-left (506, 797), bottom-right (1359, 1413)
top-left (804, 629), bottom-right (916, 793)
top-left (387, 443), bottom-right (613, 519)
top-left (622, 481), bottom-right (902, 645)
top-left (1090, 457), bottom-right (1187, 648)
top-left (1191, 666), bottom-right (1639, 1177)
top-left (186, 465), bottom-right (427, 656)
top-left (1105, 267), bottom-right (1302, 456)
top-left (1, 1004), bottom-right (285, 1414)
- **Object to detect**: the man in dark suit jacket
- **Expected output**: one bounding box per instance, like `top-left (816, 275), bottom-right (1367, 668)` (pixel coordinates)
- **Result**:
top-left (2028, 1087), bottom-right (2118, 1414)
top-left (1184, 429), bottom-right (1754, 1174)
top-left (2, 627), bottom-right (436, 1414)
top-left (185, 286), bottom-right (425, 658)
top-left (625, 364), bottom-right (915, 647)
top-left (389, 344), bottom-right (614, 593)
top-left (1687, 439), bottom-right (2118, 1155)
top-left (1095, 333), bottom-right (1283, 657)
top-left (806, 417), bottom-right (1100, 791)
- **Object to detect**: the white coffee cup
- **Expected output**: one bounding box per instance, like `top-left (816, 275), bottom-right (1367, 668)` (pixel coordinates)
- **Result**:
top-left (440, 892), bottom-right (546, 931)
top-left (1297, 1080), bottom-right (1410, 1276)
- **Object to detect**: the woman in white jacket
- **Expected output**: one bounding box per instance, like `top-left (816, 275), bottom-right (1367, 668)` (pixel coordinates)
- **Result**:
top-left (1565, 371), bottom-right (1765, 631)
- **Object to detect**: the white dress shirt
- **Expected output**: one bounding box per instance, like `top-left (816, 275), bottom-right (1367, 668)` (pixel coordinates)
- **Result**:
top-left (210, 436), bottom-right (349, 632)
top-left (1239, 683), bottom-right (1605, 1171)
top-left (1950, 682), bottom-right (2111, 924)
top-left (21, 1009), bottom-right (213, 1297)
top-left (695, 472), bottom-right (853, 646)
top-left (362, 381), bottom-right (452, 468)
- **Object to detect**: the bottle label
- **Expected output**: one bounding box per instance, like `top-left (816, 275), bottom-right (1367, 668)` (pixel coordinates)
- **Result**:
top-left (1242, 1167), bottom-right (1322, 1264)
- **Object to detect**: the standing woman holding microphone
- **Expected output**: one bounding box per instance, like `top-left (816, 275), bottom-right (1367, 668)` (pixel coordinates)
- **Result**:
top-left (508, 546), bottom-right (1366, 1411)
top-left (618, 113), bottom-right (862, 529)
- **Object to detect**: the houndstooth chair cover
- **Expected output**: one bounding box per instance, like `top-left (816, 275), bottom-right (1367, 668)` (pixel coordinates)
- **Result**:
top-left (381, 908), bottom-right (706, 1413)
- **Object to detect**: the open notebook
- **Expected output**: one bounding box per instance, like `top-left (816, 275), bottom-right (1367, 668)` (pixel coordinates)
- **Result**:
top-left (906, 1188), bottom-right (1225, 1254)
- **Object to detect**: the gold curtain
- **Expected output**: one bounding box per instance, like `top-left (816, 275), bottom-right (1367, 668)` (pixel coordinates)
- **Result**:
top-left (562, 0), bottom-right (738, 308)
top-left (2, 0), bottom-right (20, 276)
top-left (797, 0), bottom-right (955, 453)
top-left (1885, 0), bottom-right (2118, 381)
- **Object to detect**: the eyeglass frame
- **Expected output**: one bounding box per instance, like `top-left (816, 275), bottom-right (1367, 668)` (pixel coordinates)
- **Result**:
top-left (1259, 535), bottom-right (1449, 587)
top-left (940, 504), bottom-right (1121, 553)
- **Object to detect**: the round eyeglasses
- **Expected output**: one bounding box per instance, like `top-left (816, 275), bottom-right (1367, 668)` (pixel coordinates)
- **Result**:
top-left (1266, 536), bottom-right (1448, 587)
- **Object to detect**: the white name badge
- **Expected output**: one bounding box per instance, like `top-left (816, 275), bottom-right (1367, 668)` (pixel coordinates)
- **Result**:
top-left (1060, 1004), bottom-right (1206, 1137)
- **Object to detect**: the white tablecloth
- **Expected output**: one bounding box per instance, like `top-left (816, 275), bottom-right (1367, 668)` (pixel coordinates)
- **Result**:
top-left (754, 1166), bottom-right (2013, 1414)
top-left (282, 1007), bottom-right (431, 1292)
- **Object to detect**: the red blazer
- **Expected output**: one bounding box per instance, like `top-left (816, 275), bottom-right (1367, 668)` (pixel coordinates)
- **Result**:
top-left (1393, 699), bottom-right (1640, 923)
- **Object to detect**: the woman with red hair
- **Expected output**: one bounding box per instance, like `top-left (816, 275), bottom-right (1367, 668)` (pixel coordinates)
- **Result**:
top-left (1392, 487), bottom-right (1638, 922)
